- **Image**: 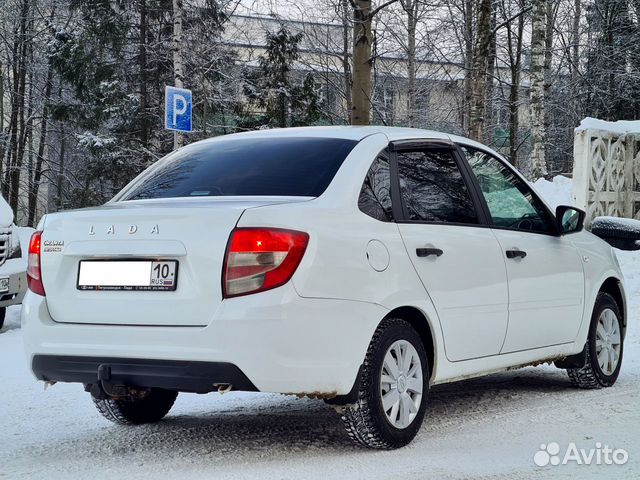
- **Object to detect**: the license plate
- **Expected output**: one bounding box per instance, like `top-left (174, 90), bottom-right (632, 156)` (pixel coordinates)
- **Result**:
top-left (77, 260), bottom-right (178, 291)
top-left (0, 277), bottom-right (8, 294)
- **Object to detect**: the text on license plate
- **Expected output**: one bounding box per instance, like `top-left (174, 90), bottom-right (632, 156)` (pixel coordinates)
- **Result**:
top-left (77, 260), bottom-right (178, 291)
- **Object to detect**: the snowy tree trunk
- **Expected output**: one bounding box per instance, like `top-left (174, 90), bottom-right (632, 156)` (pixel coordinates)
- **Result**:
top-left (27, 62), bottom-right (53, 226)
top-left (25, 44), bottom-right (34, 221)
top-left (139, 0), bottom-right (149, 156)
top-left (403, 0), bottom-right (418, 127)
top-left (543, 0), bottom-right (555, 167)
top-left (570, 0), bottom-right (581, 120)
top-left (172, 0), bottom-right (184, 148)
top-left (485, 6), bottom-right (497, 144)
top-left (529, 0), bottom-right (548, 179)
top-left (469, 0), bottom-right (492, 141)
top-left (463, 0), bottom-right (473, 132)
top-left (351, 0), bottom-right (373, 125)
top-left (544, 1), bottom-right (554, 98)
top-left (571, 0), bottom-right (581, 82)
top-left (341, 0), bottom-right (353, 121)
top-left (8, 0), bottom-right (31, 215)
top-left (506, 0), bottom-right (525, 166)
top-left (0, 60), bottom-right (4, 182)
top-left (56, 122), bottom-right (66, 211)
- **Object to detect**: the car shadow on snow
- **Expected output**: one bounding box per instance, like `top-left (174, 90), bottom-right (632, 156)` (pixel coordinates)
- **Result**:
top-left (425, 367), bottom-right (578, 431)
top-left (41, 367), bottom-right (577, 459)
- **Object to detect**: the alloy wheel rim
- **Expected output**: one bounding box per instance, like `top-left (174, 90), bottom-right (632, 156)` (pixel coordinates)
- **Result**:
top-left (595, 308), bottom-right (621, 376)
top-left (379, 340), bottom-right (423, 429)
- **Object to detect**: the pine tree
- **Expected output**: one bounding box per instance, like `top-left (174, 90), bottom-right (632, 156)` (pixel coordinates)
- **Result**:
top-left (585, 0), bottom-right (640, 120)
top-left (46, 0), bottom-right (234, 207)
top-left (241, 27), bottom-right (322, 129)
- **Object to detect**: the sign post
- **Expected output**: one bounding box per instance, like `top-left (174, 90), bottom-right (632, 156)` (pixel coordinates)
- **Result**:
top-left (165, 86), bottom-right (193, 149)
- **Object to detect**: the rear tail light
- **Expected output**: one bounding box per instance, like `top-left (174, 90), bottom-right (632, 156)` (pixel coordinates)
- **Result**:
top-left (27, 231), bottom-right (45, 296)
top-left (223, 228), bottom-right (309, 298)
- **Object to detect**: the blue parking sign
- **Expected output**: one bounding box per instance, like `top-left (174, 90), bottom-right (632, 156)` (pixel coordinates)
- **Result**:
top-left (165, 86), bottom-right (192, 132)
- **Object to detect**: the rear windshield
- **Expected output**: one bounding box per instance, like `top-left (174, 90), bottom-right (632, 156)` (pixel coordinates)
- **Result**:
top-left (119, 136), bottom-right (358, 200)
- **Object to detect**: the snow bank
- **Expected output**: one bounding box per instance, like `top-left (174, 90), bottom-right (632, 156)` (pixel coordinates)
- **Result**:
top-left (2, 305), bottom-right (21, 331)
top-left (576, 117), bottom-right (640, 135)
top-left (532, 175), bottom-right (573, 209)
top-left (0, 194), bottom-right (13, 226)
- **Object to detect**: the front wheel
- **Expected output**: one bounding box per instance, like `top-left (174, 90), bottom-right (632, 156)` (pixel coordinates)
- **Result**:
top-left (339, 318), bottom-right (429, 449)
top-left (567, 292), bottom-right (624, 389)
top-left (93, 388), bottom-right (178, 425)
top-left (0, 307), bottom-right (5, 330)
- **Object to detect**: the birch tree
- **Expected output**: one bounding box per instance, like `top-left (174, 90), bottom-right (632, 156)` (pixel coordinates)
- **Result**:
top-left (529, 0), bottom-right (548, 178)
top-left (468, 0), bottom-right (492, 141)
top-left (462, 0), bottom-right (473, 132)
top-left (401, 0), bottom-right (419, 127)
top-left (341, 0), bottom-right (353, 120)
top-left (172, 0), bottom-right (185, 149)
top-left (503, 0), bottom-right (526, 166)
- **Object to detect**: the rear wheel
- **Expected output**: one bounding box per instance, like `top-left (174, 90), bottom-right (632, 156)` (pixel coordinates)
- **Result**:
top-left (93, 388), bottom-right (178, 425)
top-left (567, 293), bottom-right (623, 389)
top-left (0, 307), bottom-right (5, 330)
top-left (339, 318), bottom-right (429, 449)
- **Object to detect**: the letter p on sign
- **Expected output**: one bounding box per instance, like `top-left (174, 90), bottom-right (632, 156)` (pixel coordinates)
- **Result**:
top-left (165, 86), bottom-right (192, 133)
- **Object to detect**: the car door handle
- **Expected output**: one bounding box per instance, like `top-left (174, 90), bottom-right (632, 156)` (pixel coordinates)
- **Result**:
top-left (416, 247), bottom-right (443, 258)
top-left (506, 249), bottom-right (527, 259)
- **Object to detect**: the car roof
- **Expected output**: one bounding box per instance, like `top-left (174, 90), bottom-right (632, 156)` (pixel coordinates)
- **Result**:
top-left (189, 125), bottom-right (506, 162)
top-left (192, 126), bottom-right (452, 143)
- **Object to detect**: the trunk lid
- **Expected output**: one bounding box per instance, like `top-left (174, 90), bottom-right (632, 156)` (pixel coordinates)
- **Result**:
top-left (40, 197), bottom-right (308, 326)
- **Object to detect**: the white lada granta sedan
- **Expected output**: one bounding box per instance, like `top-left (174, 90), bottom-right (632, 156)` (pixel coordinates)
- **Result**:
top-left (22, 127), bottom-right (631, 449)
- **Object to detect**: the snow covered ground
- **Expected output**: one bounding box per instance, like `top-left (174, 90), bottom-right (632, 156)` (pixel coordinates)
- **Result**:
top-left (1, 177), bottom-right (639, 479)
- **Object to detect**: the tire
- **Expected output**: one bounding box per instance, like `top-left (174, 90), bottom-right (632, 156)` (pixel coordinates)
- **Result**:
top-left (567, 292), bottom-right (624, 389)
top-left (340, 318), bottom-right (429, 449)
top-left (93, 388), bottom-right (178, 425)
top-left (0, 307), bottom-right (5, 330)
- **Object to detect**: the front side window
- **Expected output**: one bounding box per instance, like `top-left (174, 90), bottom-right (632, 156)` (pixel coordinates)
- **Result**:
top-left (462, 146), bottom-right (555, 234)
top-left (358, 153), bottom-right (393, 222)
top-left (118, 137), bottom-right (358, 200)
top-left (397, 149), bottom-right (478, 224)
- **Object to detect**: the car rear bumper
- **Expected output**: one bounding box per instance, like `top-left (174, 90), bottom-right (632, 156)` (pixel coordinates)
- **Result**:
top-left (0, 269), bottom-right (26, 308)
top-left (21, 284), bottom-right (387, 396)
top-left (32, 355), bottom-right (258, 393)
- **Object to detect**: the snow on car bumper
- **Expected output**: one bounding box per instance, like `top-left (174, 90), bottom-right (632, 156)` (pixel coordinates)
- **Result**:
top-left (21, 284), bottom-right (387, 396)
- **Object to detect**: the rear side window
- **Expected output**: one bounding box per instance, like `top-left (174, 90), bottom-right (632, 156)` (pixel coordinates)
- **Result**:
top-left (119, 137), bottom-right (358, 200)
top-left (358, 153), bottom-right (393, 222)
top-left (397, 149), bottom-right (478, 224)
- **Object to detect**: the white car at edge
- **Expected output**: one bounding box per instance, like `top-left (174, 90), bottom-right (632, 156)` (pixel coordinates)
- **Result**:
top-left (0, 196), bottom-right (32, 330)
top-left (22, 127), bottom-right (629, 449)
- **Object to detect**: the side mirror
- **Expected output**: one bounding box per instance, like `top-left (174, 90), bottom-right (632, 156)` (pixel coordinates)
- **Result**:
top-left (591, 216), bottom-right (640, 251)
top-left (556, 205), bottom-right (585, 235)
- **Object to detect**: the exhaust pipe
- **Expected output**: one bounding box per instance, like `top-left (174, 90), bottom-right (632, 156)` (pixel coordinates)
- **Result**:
top-left (215, 383), bottom-right (232, 394)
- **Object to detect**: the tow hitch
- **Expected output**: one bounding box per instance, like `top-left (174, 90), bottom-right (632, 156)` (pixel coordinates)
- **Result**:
top-left (86, 364), bottom-right (151, 401)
